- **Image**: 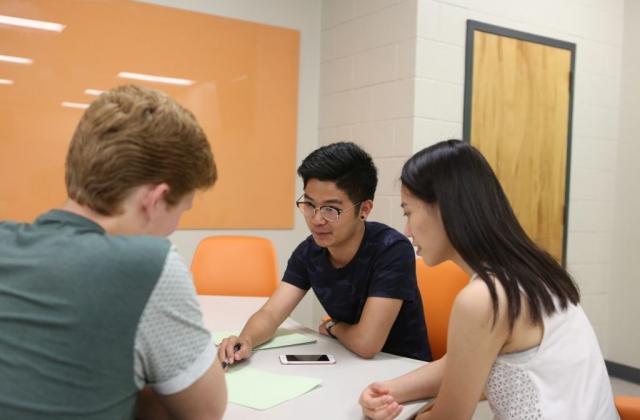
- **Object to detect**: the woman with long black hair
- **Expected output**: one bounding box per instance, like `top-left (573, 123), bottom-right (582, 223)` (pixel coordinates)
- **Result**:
top-left (359, 140), bottom-right (618, 419)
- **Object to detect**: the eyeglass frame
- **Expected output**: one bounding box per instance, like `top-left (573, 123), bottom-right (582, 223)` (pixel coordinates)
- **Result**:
top-left (295, 194), bottom-right (364, 223)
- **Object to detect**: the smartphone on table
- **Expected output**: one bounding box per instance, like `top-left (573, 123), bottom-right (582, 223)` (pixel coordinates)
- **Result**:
top-left (279, 354), bottom-right (336, 365)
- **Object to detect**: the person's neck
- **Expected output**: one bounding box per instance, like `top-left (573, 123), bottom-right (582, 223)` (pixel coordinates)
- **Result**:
top-left (62, 200), bottom-right (122, 234)
top-left (451, 253), bottom-right (474, 277)
top-left (327, 221), bottom-right (366, 269)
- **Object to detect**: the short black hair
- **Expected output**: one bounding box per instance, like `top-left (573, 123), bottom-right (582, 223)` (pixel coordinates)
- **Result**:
top-left (297, 142), bottom-right (377, 203)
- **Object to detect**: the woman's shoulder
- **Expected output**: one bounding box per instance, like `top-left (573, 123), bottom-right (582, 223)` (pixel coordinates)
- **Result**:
top-left (462, 274), bottom-right (546, 353)
top-left (455, 276), bottom-right (508, 314)
top-left (450, 276), bottom-right (511, 338)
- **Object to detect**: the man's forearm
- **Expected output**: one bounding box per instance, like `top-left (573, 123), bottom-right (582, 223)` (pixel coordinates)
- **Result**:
top-left (239, 309), bottom-right (281, 348)
top-left (329, 322), bottom-right (384, 359)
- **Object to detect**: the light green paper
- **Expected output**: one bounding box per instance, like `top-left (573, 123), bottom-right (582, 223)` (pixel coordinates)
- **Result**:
top-left (226, 366), bottom-right (322, 410)
top-left (213, 328), bottom-right (316, 350)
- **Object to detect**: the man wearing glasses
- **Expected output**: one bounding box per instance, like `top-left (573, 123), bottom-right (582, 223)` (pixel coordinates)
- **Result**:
top-left (218, 142), bottom-right (431, 364)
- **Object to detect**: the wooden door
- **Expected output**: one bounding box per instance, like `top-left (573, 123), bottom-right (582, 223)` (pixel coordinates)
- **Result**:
top-left (464, 21), bottom-right (575, 265)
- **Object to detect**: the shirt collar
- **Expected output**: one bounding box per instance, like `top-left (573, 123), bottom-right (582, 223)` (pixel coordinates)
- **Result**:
top-left (35, 209), bottom-right (106, 234)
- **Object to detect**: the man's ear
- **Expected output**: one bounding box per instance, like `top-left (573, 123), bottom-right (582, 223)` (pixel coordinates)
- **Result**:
top-left (359, 199), bottom-right (373, 220)
top-left (141, 183), bottom-right (171, 219)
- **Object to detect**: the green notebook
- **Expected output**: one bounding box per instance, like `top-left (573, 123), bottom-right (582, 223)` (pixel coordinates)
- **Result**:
top-left (213, 328), bottom-right (316, 350)
top-left (225, 366), bottom-right (322, 410)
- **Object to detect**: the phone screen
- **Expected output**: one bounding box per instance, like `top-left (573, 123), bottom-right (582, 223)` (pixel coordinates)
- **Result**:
top-left (285, 354), bottom-right (330, 362)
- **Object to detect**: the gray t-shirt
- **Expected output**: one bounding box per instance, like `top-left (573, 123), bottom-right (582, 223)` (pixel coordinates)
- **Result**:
top-left (0, 210), bottom-right (214, 419)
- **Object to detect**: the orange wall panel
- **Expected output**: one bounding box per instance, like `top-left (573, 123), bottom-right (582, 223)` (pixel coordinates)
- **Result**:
top-left (0, 0), bottom-right (299, 228)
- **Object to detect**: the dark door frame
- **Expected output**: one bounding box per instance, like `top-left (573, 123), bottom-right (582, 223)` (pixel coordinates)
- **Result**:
top-left (462, 20), bottom-right (576, 267)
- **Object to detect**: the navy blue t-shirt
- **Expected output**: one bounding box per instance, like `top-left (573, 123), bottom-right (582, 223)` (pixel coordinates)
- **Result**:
top-left (283, 221), bottom-right (431, 361)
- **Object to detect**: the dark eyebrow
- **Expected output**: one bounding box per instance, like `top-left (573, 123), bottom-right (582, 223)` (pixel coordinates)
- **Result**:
top-left (322, 199), bottom-right (343, 206)
top-left (303, 194), bottom-right (343, 206)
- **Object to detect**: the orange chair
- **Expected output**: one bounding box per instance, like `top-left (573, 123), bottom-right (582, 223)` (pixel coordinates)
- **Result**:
top-left (191, 236), bottom-right (279, 297)
top-left (616, 396), bottom-right (640, 420)
top-left (416, 258), bottom-right (470, 360)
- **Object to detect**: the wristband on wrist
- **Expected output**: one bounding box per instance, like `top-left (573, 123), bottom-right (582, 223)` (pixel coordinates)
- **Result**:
top-left (325, 319), bottom-right (339, 339)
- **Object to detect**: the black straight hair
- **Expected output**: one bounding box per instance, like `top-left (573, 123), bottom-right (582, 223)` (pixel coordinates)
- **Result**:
top-left (401, 139), bottom-right (579, 329)
top-left (297, 141), bottom-right (378, 203)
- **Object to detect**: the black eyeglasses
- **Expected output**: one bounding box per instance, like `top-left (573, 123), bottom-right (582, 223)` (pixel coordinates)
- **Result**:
top-left (295, 194), bottom-right (362, 223)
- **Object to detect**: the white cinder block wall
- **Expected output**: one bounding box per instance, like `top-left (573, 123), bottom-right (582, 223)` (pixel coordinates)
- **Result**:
top-left (609, 0), bottom-right (640, 370)
top-left (320, 0), bottom-right (633, 363)
top-left (319, 0), bottom-right (419, 234)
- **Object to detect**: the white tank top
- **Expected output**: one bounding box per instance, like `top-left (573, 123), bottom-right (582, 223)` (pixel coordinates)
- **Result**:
top-left (484, 300), bottom-right (619, 419)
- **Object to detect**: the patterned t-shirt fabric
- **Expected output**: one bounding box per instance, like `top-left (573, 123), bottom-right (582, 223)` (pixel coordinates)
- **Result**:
top-left (283, 221), bottom-right (431, 361)
top-left (134, 247), bottom-right (216, 394)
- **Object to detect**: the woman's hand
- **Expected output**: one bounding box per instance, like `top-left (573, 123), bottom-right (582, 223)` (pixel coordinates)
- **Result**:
top-left (359, 382), bottom-right (403, 420)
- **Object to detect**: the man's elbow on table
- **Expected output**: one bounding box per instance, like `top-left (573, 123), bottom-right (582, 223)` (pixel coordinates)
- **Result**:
top-left (349, 339), bottom-right (384, 359)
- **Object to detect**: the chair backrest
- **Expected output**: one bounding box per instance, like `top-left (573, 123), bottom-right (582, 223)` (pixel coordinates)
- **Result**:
top-left (616, 396), bottom-right (640, 420)
top-left (191, 236), bottom-right (279, 297)
top-left (416, 258), bottom-right (470, 360)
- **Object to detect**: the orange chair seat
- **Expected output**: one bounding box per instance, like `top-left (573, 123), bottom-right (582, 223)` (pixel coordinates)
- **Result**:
top-left (191, 236), bottom-right (278, 297)
top-left (616, 395), bottom-right (640, 420)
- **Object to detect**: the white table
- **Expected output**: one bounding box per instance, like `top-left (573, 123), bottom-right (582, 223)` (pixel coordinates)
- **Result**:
top-left (198, 295), bottom-right (429, 420)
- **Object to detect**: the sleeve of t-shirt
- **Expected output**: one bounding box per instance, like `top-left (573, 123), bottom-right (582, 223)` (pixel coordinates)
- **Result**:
top-left (367, 237), bottom-right (417, 302)
top-left (133, 247), bottom-right (215, 395)
top-left (282, 240), bottom-right (311, 290)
